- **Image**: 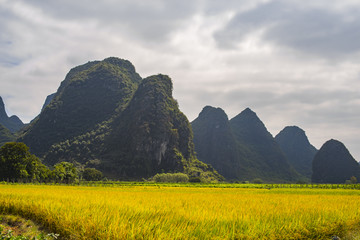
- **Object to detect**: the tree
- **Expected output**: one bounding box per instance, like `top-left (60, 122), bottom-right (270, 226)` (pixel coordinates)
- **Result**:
top-left (83, 168), bottom-right (103, 181)
top-left (51, 162), bottom-right (78, 183)
top-left (0, 142), bottom-right (49, 182)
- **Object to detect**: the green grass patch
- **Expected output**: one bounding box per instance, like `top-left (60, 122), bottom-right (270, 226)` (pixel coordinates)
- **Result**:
top-left (0, 214), bottom-right (59, 239)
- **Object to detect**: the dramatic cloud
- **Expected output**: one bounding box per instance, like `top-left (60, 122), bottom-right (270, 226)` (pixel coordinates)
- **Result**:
top-left (215, 1), bottom-right (360, 59)
top-left (0, 0), bottom-right (359, 160)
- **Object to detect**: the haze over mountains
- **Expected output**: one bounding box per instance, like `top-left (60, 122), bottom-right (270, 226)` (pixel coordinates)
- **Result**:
top-left (1, 57), bottom-right (358, 183)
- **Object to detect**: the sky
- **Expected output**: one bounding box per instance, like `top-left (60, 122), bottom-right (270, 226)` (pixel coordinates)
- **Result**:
top-left (0, 0), bottom-right (360, 160)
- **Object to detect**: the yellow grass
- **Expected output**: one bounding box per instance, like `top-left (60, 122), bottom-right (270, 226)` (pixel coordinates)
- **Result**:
top-left (0, 184), bottom-right (360, 239)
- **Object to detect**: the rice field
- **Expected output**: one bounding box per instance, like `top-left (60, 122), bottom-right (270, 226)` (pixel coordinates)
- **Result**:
top-left (0, 184), bottom-right (360, 239)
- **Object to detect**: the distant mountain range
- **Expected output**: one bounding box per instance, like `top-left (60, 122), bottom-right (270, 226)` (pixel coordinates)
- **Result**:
top-left (1, 57), bottom-right (358, 183)
top-left (192, 106), bottom-right (301, 182)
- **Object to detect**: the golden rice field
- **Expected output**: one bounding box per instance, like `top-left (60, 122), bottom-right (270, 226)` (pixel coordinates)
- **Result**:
top-left (0, 184), bottom-right (360, 239)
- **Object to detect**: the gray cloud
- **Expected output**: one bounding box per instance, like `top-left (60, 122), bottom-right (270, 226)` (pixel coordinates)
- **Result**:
top-left (23, 0), bottom-right (200, 46)
top-left (215, 1), bottom-right (360, 59)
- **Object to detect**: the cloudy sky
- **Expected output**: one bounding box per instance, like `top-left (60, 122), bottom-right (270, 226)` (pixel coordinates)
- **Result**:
top-left (1, 0), bottom-right (360, 160)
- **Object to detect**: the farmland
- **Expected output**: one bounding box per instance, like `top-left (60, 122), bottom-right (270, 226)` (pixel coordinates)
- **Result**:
top-left (0, 184), bottom-right (360, 239)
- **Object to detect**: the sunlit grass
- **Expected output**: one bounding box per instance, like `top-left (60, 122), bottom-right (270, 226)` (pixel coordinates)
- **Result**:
top-left (0, 184), bottom-right (360, 239)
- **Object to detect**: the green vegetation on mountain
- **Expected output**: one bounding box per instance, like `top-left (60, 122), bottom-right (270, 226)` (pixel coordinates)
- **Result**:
top-left (18, 58), bottom-right (221, 181)
top-left (19, 57), bottom-right (142, 157)
top-left (312, 139), bottom-right (360, 183)
top-left (103, 74), bottom-right (216, 180)
top-left (0, 124), bottom-right (14, 146)
top-left (0, 97), bottom-right (24, 133)
top-left (275, 126), bottom-right (317, 178)
top-left (192, 106), bottom-right (301, 182)
top-left (41, 93), bottom-right (56, 112)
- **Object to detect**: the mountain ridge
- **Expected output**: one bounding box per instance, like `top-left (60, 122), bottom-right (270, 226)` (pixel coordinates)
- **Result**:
top-left (0, 97), bottom-right (24, 133)
top-left (192, 106), bottom-right (301, 182)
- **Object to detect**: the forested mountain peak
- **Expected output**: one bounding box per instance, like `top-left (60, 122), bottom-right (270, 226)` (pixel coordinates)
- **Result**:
top-left (275, 126), bottom-right (317, 178)
top-left (312, 139), bottom-right (360, 183)
top-left (276, 126), bottom-right (311, 145)
top-left (195, 106), bottom-right (229, 124)
top-left (230, 108), bottom-right (272, 145)
top-left (19, 57), bottom-right (142, 157)
top-left (230, 107), bottom-right (264, 128)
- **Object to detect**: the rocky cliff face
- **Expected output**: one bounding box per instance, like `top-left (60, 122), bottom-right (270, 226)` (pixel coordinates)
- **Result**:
top-left (275, 126), bottom-right (317, 178)
top-left (312, 139), bottom-right (360, 183)
top-left (103, 74), bottom-right (198, 178)
top-left (0, 97), bottom-right (24, 133)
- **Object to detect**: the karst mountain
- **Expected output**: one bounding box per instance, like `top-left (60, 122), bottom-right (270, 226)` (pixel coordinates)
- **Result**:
top-left (18, 57), bottom-right (222, 181)
top-left (275, 126), bottom-right (317, 178)
top-left (312, 139), bottom-right (360, 183)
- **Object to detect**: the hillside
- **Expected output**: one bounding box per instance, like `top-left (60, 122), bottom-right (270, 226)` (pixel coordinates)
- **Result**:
top-left (0, 123), bottom-right (14, 146)
top-left (192, 106), bottom-right (301, 182)
top-left (0, 97), bottom-right (24, 133)
top-left (312, 139), bottom-right (360, 183)
top-left (275, 126), bottom-right (317, 178)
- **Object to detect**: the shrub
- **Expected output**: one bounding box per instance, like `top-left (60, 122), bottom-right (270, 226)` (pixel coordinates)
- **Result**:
top-left (83, 168), bottom-right (103, 181)
top-left (252, 178), bottom-right (264, 184)
top-left (189, 176), bottom-right (201, 183)
top-left (153, 173), bottom-right (189, 183)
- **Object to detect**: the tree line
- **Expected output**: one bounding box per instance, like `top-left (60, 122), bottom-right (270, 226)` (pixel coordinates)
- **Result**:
top-left (0, 142), bottom-right (102, 183)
